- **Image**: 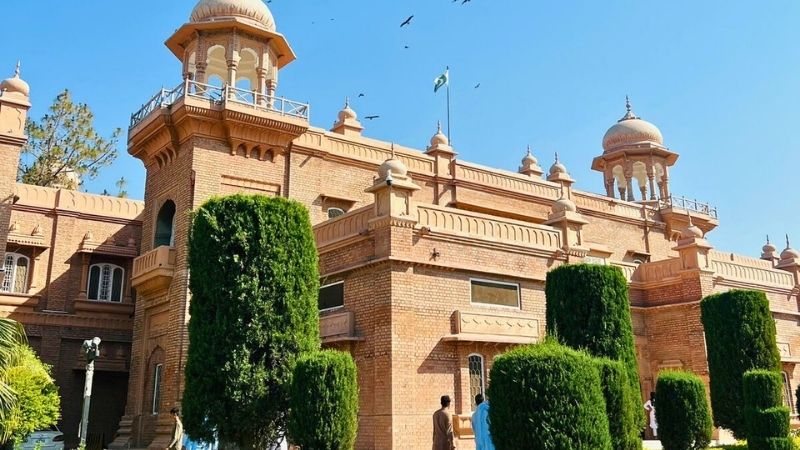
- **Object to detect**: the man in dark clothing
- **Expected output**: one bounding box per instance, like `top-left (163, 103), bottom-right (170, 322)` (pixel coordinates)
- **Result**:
top-left (432, 395), bottom-right (456, 450)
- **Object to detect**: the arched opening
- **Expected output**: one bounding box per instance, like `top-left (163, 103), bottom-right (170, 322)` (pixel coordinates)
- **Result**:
top-left (88, 263), bottom-right (125, 302)
top-left (612, 165), bottom-right (625, 199)
top-left (468, 354), bottom-right (485, 411)
top-left (1, 252), bottom-right (29, 294)
top-left (632, 161), bottom-right (648, 200)
top-left (154, 200), bottom-right (176, 247)
top-left (144, 347), bottom-right (166, 415)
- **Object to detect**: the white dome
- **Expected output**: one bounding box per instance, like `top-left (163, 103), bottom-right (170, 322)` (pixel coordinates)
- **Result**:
top-left (430, 122), bottom-right (449, 147)
top-left (602, 98), bottom-right (663, 152)
top-left (190, 0), bottom-right (276, 32)
top-left (337, 98), bottom-right (357, 122)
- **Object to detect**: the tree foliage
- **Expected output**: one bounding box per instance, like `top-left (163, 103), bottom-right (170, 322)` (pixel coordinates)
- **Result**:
top-left (545, 264), bottom-right (644, 438)
top-left (700, 289), bottom-right (781, 437)
top-left (743, 370), bottom-right (791, 450)
top-left (654, 371), bottom-right (712, 450)
top-left (487, 340), bottom-right (612, 450)
top-left (0, 346), bottom-right (60, 445)
top-left (594, 358), bottom-right (639, 450)
top-left (19, 90), bottom-right (120, 189)
top-left (183, 195), bottom-right (320, 450)
top-left (289, 350), bottom-right (358, 450)
top-left (0, 319), bottom-right (26, 442)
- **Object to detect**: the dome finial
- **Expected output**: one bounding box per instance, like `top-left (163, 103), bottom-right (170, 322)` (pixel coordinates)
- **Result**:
top-left (554, 152), bottom-right (559, 163)
top-left (619, 95), bottom-right (639, 121)
top-left (767, 234), bottom-right (771, 245)
top-left (344, 96), bottom-right (350, 108)
top-left (14, 61), bottom-right (20, 78)
top-left (787, 233), bottom-right (791, 249)
top-left (437, 121), bottom-right (442, 133)
top-left (526, 145), bottom-right (532, 157)
top-left (391, 142), bottom-right (396, 159)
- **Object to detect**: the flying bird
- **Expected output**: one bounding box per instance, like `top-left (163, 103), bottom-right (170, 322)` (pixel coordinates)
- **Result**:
top-left (400, 15), bottom-right (414, 27)
top-left (474, 83), bottom-right (481, 89)
top-left (358, 93), bottom-right (366, 98)
top-left (404, 45), bottom-right (410, 49)
top-left (365, 115), bottom-right (380, 120)
top-left (462, 0), bottom-right (471, 4)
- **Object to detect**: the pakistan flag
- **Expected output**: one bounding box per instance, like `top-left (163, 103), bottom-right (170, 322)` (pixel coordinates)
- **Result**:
top-left (434, 68), bottom-right (449, 93)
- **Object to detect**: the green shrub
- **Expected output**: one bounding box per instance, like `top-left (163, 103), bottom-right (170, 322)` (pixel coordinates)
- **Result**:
top-left (743, 370), bottom-right (783, 412)
top-left (594, 358), bottom-right (639, 450)
top-left (183, 195), bottom-right (320, 449)
top-left (487, 340), bottom-right (612, 450)
top-left (289, 350), bottom-right (359, 450)
top-left (700, 289), bottom-right (780, 438)
top-left (747, 407), bottom-right (790, 440)
top-left (545, 264), bottom-right (644, 437)
top-left (654, 371), bottom-right (712, 450)
top-left (748, 436), bottom-right (793, 450)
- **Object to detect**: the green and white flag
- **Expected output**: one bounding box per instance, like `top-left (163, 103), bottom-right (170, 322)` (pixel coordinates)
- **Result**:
top-left (434, 68), bottom-right (449, 93)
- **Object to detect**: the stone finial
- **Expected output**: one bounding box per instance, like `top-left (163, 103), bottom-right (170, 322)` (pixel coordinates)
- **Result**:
top-left (547, 152), bottom-right (575, 185)
top-left (620, 95), bottom-right (639, 121)
top-left (31, 224), bottom-right (43, 237)
top-left (8, 221), bottom-right (18, 233)
top-left (14, 60), bottom-right (20, 78)
top-left (331, 96), bottom-right (363, 136)
top-left (83, 231), bottom-right (95, 243)
top-left (519, 145), bottom-right (543, 177)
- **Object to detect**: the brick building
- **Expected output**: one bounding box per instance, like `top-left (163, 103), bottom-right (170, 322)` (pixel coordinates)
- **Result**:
top-left (2, 1), bottom-right (800, 449)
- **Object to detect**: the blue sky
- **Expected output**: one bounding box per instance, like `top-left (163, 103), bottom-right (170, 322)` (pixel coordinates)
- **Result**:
top-left (2, 1), bottom-right (799, 257)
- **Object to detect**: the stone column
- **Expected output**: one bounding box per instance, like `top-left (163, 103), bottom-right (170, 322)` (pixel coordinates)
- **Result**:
top-left (78, 253), bottom-right (90, 301)
top-left (625, 176), bottom-right (634, 201)
top-left (605, 179), bottom-right (615, 198)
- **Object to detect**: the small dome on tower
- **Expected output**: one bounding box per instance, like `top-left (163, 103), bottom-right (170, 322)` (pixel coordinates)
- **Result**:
top-left (602, 97), bottom-right (663, 152)
top-left (337, 98), bottom-right (357, 122)
top-left (549, 153), bottom-right (568, 176)
top-left (430, 122), bottom-right (449, 147)
top-left (762, 236), bottom-right (777, 254)
top-left (190, 0), bottom-right (276, 32)
top-left (552, 196), bottom-right (577, 214)
top-left (378, 146), bottom-right (408, 179)
top-left (1, 62), bottom-right (30, 98)
top-left (522, 146), bottom-right (538, 166)
top-left (781, 235), bottom-right (800, 260)
top-left (682, 213), bottom-right (704, 239)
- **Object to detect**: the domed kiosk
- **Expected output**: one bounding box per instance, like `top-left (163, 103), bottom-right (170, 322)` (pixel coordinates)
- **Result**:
top-left (591, 97), bottom-right (678, 202)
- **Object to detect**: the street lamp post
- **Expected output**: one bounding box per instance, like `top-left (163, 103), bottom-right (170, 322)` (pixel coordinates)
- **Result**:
top-left (79, 337), bottom-right (101, 448)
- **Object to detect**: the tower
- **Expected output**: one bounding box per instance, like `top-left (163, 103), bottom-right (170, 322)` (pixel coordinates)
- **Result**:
top-left (591, 97), bottom-right (678, 203)
top-left (114, 1), bottom-right (309, 449)
top-left (0, 63), bottom-right (31, 277)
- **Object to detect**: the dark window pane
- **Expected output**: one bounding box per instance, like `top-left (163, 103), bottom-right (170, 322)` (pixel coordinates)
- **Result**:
top-left (88, 266), bottom-right (100, 300)
top-left (318, 283), bottom-right (344, 311)
top-left (471, 280), bottom-right (519, 307)
top-left (154, 201), bottom-right (176, 247)
top-left (112, 268), bottom-right (124, 302)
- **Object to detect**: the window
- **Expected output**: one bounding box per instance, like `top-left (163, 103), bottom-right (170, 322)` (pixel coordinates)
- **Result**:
top-left (319, 282), bottom-right (344, 311)
top-left (327, 208), bottom-right (346, 220)
top-left (470, 279), bottom-right (520, 308)
top-left (152, 364), bottom-right (163, 415)
top-left (154, 201), bottom-right (176, 247)
top-left (584, 255), bottom-right (607, 265)
top-left (88, 263), bottom-right (124, 302)
top-left (782, 371), bottom-right (795, 414)
top-left (468, 354), bottom-right (485, 411)
top-left (1, 253), bottom-right (29, 294)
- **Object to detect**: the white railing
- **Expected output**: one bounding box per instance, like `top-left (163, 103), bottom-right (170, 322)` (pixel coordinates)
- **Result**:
top-left (130, 80), bottom-right (310, 128)
top-left (661, 195), bottom-right (718, 219)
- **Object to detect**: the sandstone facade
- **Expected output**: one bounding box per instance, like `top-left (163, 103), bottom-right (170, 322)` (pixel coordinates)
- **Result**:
top-left (1, 2), bottom-right (799, 450)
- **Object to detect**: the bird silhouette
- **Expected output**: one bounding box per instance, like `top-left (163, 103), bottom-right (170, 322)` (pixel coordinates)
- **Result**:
top-left (400, 15), bottom-right (414, 27)
top-left (358, 93), bottom-right (366, 98)
top-left (365, 115), bottom-right (380, 120)
top-left (474, 83), bottom-right (481, 89)
top-left (462, 0), bottom-right (471, 4)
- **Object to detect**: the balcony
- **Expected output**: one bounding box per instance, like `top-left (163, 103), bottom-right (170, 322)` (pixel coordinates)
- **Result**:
top-left (130, 80), bottom-right (310, 129)
top-left (131, 246), bottom-right (176, 295)
top-left (320, 310), bottom-right (362, 344)
top-left (442, 310), bottom-right (540, 345)
top-left (660, 195), bottom-right (718, 219)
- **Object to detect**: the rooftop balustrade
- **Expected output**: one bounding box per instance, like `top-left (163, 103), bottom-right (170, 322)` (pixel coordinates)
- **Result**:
top-left (130, 80), bottom-right (310, 129)
top-left (660, 195), bottom-right (718, 219)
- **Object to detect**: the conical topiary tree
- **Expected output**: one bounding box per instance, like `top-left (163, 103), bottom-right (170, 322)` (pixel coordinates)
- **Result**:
top-left (183, 195), bottom-right (320, 449)
top-left (545, 264), bottom-right (643, 449)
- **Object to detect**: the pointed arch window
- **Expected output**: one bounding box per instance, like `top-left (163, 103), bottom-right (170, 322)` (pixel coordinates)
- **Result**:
top-left (88, 263), bottom-right (124, 302)
top-left (468, 354), bottom-right (485, 411)
top-left (1, 253), bottom-right (29, 294)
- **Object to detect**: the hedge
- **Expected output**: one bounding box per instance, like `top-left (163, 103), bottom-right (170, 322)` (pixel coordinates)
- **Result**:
top-left (654, 371), bottom-right (712, 450)
top-left (289, 350), bottom-right (359, 450)
top-left (487, 340), bottom-right (612, 450)
top-left (743, 370), bottom-right (790, 450)
top-left (594, 358), bottom-right (639, 450)
top-left (743, 370), bottom-right (783, 412)
top-left (183, 195), bottom-right (320, 449)
top-left (700, 290), bottom-right (781, 438)
top-left (545, 264), bottom-right (644, 435)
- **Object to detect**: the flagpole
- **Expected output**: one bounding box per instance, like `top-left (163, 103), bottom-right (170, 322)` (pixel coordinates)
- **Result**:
top-left (446, 66), bottom-right (451, 144)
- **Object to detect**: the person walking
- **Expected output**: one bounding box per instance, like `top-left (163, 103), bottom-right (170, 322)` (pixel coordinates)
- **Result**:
top-left (167, 408), bottom-right (184, 450)
top-left (643, 393), bottom-right (658, 438)
top-left (471, 394), bottom-right (495, 450)
top-left (432, 395), bottom-right (456, 450)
